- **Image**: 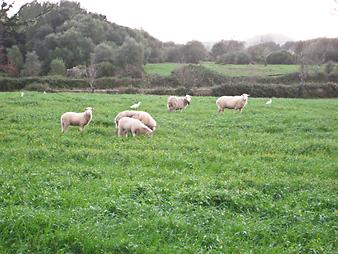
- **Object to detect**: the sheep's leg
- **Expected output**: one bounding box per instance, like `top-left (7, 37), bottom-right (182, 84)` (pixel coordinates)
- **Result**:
top-left (117, 128), bottom-right (123, 137)
top-left (79, 126), bottom-right (84, 132)
top-left (62, 123), bottom-right (68, 133)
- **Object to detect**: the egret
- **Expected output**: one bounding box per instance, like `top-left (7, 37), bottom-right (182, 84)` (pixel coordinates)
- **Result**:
top-left (21, 92), bottom-right (24, 97)
top-left (130, 101), bottom-right (141, 109)
top-left (266, 98), bottom-right (272, 105)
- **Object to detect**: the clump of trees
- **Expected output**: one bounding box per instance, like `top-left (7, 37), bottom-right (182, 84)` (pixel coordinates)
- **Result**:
top-left (1, 0), bottom-right (337, 79)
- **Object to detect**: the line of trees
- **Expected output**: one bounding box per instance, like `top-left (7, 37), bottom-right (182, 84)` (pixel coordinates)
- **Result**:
top-left (1, 0), bottom-right (337, 79)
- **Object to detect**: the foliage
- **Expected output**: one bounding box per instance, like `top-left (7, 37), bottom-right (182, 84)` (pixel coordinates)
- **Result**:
top-left (95, 61), bottom-right (115, 78)
top-left (117, 37), bottom-right (144, 68)
top-left (49, 58), bottom-right (66, 76)
top-left (266, 50), bottom-right (295, 64)
top-left (6, 45), bottom-right (24, 71)
top-left (24, 82), bottom-right (50, 91)
top-left (0, 92), bottom-right (336, 253)
top-left (21, 51), bottom-right (42, 76)
top-left (216, 51), bottom-right (251, 65)
top-left (93, 42), bottom-right (117, 64)
top-left (246, 42), bottom-right (280, 64)
top-left (211, 40), bottom-right (245, 58)
top-left (181, 41), bottom-right (208, 63)
top-left (324, 61), bottom-right (336, 75)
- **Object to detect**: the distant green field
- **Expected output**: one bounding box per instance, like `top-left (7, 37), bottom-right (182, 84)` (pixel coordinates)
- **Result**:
top-left (0, 92), bottom-right (336, 253)
top-left (144, 62), bottom-right (302, 77)
top-left (201, 63), bottom-right (300, 77)
top-left (144, 63), bottom-right (185, 76)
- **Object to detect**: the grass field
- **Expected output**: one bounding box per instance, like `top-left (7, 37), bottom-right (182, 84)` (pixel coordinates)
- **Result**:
top-left (0, 92), bottom-right (337, 253)
top-left (144, 62), bottom-right (301, 77)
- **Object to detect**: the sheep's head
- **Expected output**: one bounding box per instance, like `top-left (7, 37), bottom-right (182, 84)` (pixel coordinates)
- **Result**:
top-left (137, 127), bottom-right (153, 136)
top-left (185, 95), bottom-right (192, 103)
top-left (241, 94), bottom-right (249, 101)
top-left (85, 107), bottom-right (93, 113)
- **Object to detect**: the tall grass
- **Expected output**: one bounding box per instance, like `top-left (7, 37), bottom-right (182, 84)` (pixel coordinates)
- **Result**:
top-left (0, 92), bottom-right (336, 253)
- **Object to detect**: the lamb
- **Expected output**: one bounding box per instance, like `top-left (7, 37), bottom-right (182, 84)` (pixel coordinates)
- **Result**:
top-left (60, 107), bottom-right (93, 133)
top-left (117, 117), bottom-right (153, 137)
top-left (114, 110), bottom-right (157, 132)
top-left (216, 94), bottom-right (249, 113)
top-left (167, 95), bottom-right (192, 111)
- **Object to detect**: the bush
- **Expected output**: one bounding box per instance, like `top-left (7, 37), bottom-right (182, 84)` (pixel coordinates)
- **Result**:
top-left (95, 61), bottom-right (115, 78)
top-left (216, 51), bottom-right (251, 64)
top-left (235, 52), bottom-right (251, 64)
top-left (21, 51), bottom-right (42, 77)
top-left (49, 58), bottom-right (66, 76)
top-left (24, 82), bottom-right (51, 91)
top-left (266, 50), bottom-right (295, 64)
top-left (216, 52), bottom-right (237, 64)
top-left (324, 61), bottom-right (336, 75)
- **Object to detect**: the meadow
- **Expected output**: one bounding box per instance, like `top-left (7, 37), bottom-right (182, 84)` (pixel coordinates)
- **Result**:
top-left (144, 63), bottom-right (301, 77)
top-left (0, 92), bottom-right (337, 253)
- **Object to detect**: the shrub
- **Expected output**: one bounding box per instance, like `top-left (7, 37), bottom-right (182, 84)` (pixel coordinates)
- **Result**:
top-left (216, 51), bottom-right (251, 64)
top-left (21, 51), bottom-right (42, 77)
top-left (235, 52), bottom-right (251, 64)
top-left (216, 52), bottom-right (237, 64)
top-left (24, 82), bottom-right (51, 91)
top-left (49, 58), bottom-right (66, 76)
top-left (7, 45), bottom-right (24, 73)
top-left (266, 50), bottom-right (295, 64)
top-left (95, 61), bottom-right (115, 78)
top-left (324, 61), bottom-right (336, 75)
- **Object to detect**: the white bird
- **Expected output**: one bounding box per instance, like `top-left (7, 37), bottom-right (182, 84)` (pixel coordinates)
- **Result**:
top-left (130, 101), bottom-right (141, 109)
top-left (265, 98), bottom-right (272, 105)
top-left (21, 92), bottom-right (24, 97)
top-left (43, 91), bottom-right (46, 94)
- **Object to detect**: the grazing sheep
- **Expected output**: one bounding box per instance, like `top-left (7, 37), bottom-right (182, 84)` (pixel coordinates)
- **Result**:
top-left (61, 107), bottom-right (93, 133)
top-left (216, 94), bottom-right (249, 113)
top-left (117, 117), bottom-right (153, 137)
top-left (114, 110), bottom-right (157, 131)
top-left (167, 95), bottom-right (192, 111)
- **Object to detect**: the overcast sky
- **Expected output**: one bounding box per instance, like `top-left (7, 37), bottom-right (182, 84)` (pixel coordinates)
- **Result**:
top-left (12, 0), bottom-right (338, 43)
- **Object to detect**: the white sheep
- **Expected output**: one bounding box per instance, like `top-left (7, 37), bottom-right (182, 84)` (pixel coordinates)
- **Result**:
top-left (167, 95), bottom-right (192, 111)
top-left (117, 117), bottom-right (153, 137)
top-left (114, 110), bottom-right (157, 132)
top-left (216, 94), bottom-right (249, 113)
top-left (60, 107), bottom-right (93, 133)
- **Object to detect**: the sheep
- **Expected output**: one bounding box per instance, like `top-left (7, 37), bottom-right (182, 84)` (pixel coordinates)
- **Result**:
top-left (117, 117), bottom-right (153, 137)
top-left (114, 110), bottom-right (157, 132)
top-left (167, 95), bottom-right (192, 111)
top-left (216, 94), bottom-right (249, 113)
top-left (60, 107), bottom-right (93, 133)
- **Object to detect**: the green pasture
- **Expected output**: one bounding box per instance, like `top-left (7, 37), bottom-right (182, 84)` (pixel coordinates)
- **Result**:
top-left (0, 92), bottom-right (336, 253)
top-left (144, 62), bottom-right (303, 77)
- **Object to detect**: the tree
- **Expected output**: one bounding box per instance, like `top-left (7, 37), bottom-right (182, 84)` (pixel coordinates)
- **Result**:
top-left (93, 42), bottom-right (116, 64)
top-left (117, 37), bottom-right (144, 68)
top-left (266, 50), bottom-right (295, 64)
top-left (211, 40), bottom-right (245, 59)
top-left (0, 0), bottom-right (53, 62)
top-left (247, 42), bottom-right (280, 64)
top-left (21, 51), bottom-right (42, 76)
top-left (7, 45), bottom-right (24, 72)
top-left (86, 54), bottom-right (96, 93)
top-left (182, 40), bottom-right (208, 63)
top-left (49, 58), bottom-right (65, 75)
